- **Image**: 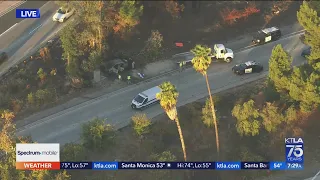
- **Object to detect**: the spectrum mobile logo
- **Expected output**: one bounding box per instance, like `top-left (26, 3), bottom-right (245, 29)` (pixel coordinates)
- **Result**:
top-left (17, 150), bottom-right (58, 156)
top-left (16, 143), bottom-right (60, 162)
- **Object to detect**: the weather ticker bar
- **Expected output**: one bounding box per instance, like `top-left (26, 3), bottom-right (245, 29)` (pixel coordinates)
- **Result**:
top-left (59, 161), bottom-right (304, 170)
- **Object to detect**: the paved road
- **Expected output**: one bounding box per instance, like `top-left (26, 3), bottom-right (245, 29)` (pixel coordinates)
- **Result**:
top-left (16, 29), bottom-right (307, 144)
top-left (0, 1), bottom-right (26, 18)
top-left (1, 4), bottom-right (315, 180)
top-left (0, 1), bottom-right (45, 34)
top-left (0, 1), bottom-right (66, 77)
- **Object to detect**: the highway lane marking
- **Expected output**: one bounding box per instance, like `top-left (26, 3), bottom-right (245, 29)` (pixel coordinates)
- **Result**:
top-left (43, 71), bottom-right (269, 143)
top-left (235, 29), bottom-right (305, 53)
top-left (235, 31), bottom-right (305, 54)
top-left (0, 23), bottom-right (17, 38)
top-left (0, 1), bottom-right (26, 17)
top-left (16, 31), bottom-right (304, 134)
top-left (19, 60), bottom-right (307, 142)
top-left (311, 170), bottom-right (320, 180)
top-left (29, 23), bottom-right (43, 35)
top-left (173, 29), bottom-right (306, 58)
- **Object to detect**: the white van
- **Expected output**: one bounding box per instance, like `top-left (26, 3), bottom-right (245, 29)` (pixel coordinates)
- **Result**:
top-left (131, 86), bottom-right (161, 109)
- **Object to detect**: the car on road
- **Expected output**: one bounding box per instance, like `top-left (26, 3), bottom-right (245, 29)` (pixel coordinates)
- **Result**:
top-left (232, 61), bottom-right (263, 75)
top-left (0, 51), bottom-right (8, 65)
top-left (301, 46), bottom-right (311, 58)
top-left (252, 27), bottom-right (281, 45)
top-left (52, 7), bottom-right (74, 22)
top-left (104, 59), bottom-right (129, 75)
top-left (131, 86), bottom-right (161, 110)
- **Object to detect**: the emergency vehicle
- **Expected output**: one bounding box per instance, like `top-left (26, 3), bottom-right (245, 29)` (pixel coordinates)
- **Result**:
top-left (232, 61), bottom-right (263, 75)
top-left (252, 27), bottom-right (281, 45)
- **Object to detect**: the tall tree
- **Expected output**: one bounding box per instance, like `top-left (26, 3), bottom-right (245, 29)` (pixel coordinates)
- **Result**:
top-left (142, 30), bottom-right (164, 61)
top-left (60, 23), bottom-right (82, 66)
top-left (78, 1), bottom-right (109, 53)
top-left (156, 82), bottom-right (187, 161)
top-left (294, 1), bottom-right (320, 111)
top-left (59, 22), bottom-right (83, 83)
top-left (232, 100), bottom-right (261, 136)
top-left (81, 50), bottom-right (103, 73)
top-left (297, 1), bottom-right (320, 69)
top-left (54, 170), bottom-right (71, 180)
top-left (0, 110), bottom-right (59, 180)
top-left (131, 113), bottom-right (151, 137)
top-left (164, 0), bottom-right (185, 19)
top-left (81, 118), bottom-right (116, 151)
top-left (260, 102), bottom-right (285, 132)
top-left (190, 44), bottom-right (220, 158)
top-left (61, 143), bottom-right (86, 162)
top-left (268, 44), bottom-right (292, 94)
top-left (113, 1), bottom-right (144, 37)
top-left (0, 110), bottom-right (15, 153)
top-left (0, 110), bottom-right (24, 180)
top-left (288, 67), bottom-right (320, 112)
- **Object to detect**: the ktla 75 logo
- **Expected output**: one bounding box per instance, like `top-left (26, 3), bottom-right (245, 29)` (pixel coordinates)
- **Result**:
top-left (285, 138), bottom-right (304, 162)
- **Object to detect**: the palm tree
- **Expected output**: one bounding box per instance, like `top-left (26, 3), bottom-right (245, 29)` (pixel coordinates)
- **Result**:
top-left (191, 44), bottom-right (220, 158)
top-left (156, 82), bottom-right (187, 161)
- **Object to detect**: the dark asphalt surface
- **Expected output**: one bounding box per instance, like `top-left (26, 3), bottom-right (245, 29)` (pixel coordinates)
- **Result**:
top-left (0, 1), bottom-right (47, 35)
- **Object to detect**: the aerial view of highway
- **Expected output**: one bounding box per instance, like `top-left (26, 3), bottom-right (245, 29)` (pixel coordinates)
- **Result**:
top-left (0, 1), bottom-right (319, 180)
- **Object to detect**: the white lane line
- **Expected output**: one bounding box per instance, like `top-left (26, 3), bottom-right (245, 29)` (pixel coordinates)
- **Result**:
top-left (0, 23), bottom-right (18, 38)
top-left (311, 169), bottom-right (320, 180)
top-left (16, 30), bottom-right (305, 133)
top-left (0, 1), bottom-right (27, 17)
top-left (236, 30), bottom-right (306, 53)
top-left (29, 23), bottom-right (43, 35)
top-left (173, 29), bottom-right (306, 58)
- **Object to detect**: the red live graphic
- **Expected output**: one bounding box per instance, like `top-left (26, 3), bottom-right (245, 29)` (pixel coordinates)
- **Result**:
top-left (16, 162), bottom-right (60, 170)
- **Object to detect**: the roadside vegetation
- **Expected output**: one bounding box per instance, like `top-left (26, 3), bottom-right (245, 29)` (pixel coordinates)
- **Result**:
top-left (0, 1), bottom-right (300, 121)
top-left (0, 1), bottom-right (319, 180)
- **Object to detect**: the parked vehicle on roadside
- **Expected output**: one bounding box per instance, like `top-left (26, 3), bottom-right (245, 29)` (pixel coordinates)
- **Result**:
top-left (104, 59), bottom-right (129, 75)
top-left (232, 61), bottom-right (263, 75)
top-left (209, 44), bottom-right (234, 63)
top-left (252, 27), bottom-right (281, 45)
top-left (0, 51), bottom-right (8, 65)
top-left (131, 86), bottom-right (161, 110)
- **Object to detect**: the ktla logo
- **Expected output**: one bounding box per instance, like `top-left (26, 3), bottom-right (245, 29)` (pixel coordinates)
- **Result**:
top-left (17, 150), bottom-right (58, 156)
top-left (285, 138), bottom-right (304, 162)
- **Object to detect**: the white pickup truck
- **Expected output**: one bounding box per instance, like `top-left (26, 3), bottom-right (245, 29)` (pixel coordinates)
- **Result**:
top-left (177, 44), bottom-right (234, 65)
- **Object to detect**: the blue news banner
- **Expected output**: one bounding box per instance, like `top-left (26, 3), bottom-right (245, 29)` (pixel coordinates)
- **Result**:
top-left (60, 161), bottom-right (301, 170)
top-left (59, 138), bottom-right (304, 170)
top-left (16, 9), bottom-right (40, 18)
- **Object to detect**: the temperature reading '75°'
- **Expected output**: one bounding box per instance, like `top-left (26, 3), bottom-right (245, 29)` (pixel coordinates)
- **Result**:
top-left (61, 162), bottom-right (70, 169)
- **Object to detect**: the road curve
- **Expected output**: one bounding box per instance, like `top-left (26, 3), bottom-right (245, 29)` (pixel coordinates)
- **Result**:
top-left (16, 29), bottom-right (307, 144)
top-left (0, 1), bottom-right (65, 77)
top-left (0, 1), bottom-right (46, 35)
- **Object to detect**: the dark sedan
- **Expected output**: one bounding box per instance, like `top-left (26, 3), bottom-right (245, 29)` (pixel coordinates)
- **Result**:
top-left (232, 61), bottom-right (263, 75)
